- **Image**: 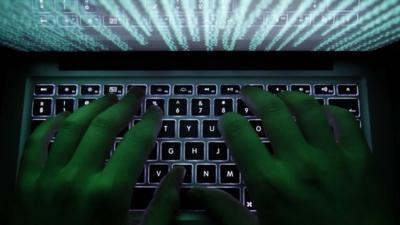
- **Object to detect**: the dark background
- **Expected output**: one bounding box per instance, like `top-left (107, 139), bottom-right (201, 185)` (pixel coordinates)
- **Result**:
top-left (1, 44), bottom-right (399, 224)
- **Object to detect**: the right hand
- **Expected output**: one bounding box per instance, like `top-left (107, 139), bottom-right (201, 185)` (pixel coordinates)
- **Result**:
top-left (188, 87), bottom-right (397, 225)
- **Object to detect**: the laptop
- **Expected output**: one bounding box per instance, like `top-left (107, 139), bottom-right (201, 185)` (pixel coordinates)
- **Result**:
top-left (1, 0), bottom-right (399, 224)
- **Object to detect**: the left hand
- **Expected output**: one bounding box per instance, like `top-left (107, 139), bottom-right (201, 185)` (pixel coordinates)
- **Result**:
top-left (15, 88), bottom-right (185, 225)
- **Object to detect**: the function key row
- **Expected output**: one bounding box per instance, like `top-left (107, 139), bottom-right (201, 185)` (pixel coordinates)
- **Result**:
top-left (34, 84), bottom-right (359, 96)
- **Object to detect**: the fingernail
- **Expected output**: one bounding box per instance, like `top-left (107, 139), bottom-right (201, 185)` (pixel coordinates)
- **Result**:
top-left (147, 105), bottom-right (164, 116)
top-left (127, 86), bottom-right (145, 97)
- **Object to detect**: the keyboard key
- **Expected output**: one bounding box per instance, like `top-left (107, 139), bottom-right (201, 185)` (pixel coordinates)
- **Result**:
top-left (161, 142), bottom-right (181, 160)
top-left (151, 85), bottom-right (170, 95)
top-left (249, 120), bottom-right (266, 138)
top-left (179, 120), bottom-right (199, 138)
top-left (104, 85), bottom-right (124, 95)
top-left (218, 188), bottom-right (240, 201)
top-left (34, 84), bottom-right (54, 95)
top-left (32, 99), bottom-right (52, 116)
top-left (244, 188), bottom-right (255, 210)
top-left (78, 98), bottom-right (95, 108)
top-left (221, 85), bottom-right (240, 95)
top-left (196, 164), bottom-right (216, 183)
top-left (220, 164), bottom-right (240, 184)
top-left (214, 99), bottom-right (233, 116)
top-left (58, 85), bottom-right (78, 95)
top-left (81, 85), bottom-right (100, 95)
top-left (173, 164), bottom-right (192, 183)
top-left (146, 99), bottom-right (165, 112)
top-left (149, 164), bottom-right (169, 183)
top-left (328, 98), bottom-right (360, 116)
top-left (127, 85), bottom-right (147, 95)
top-left (31, 119), bottom-right (45, 132)
top-left (291, 85), bottom-right (311, 94)
top-left (55, 99), bottom-right (75, 114)
top-left (208, 142), bottom-right (228, 161)
top-left (237, 99), bottom-right (253, 116)
top-left (203, 120), bottom-right (221, 138)
top-left (338, 84), bottom-right (358, 95)
top-left (159, 120), bottom-right (175, 138)
top-left (169, 99), bottom-right (187, 116)
top-left (192, 99), bottom-right (210, 116)
top-left (197, 85), bottom-right (217, 95)
top-left (185, 142), bottom-right (204, 160)
top-left (314, 85), bottom-right (335, 95)
top-left (267, 85), bottom-right (287, 94)
top-left (131, 187), bottom-right (156, 210)
top-left (174, 85), bottom-right (194, 95)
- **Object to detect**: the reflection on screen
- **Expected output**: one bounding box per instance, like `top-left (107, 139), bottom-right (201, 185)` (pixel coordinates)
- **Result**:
top-left (0, 0), bottom-right (399, 51)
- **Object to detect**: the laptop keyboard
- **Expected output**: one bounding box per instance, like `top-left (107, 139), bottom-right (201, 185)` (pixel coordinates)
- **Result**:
top-left (30, 82), bottom-right (361, 211)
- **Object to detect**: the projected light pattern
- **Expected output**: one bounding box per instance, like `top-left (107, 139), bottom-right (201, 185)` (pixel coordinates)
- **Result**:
top-left (0, 0), bottom-right (399, 51)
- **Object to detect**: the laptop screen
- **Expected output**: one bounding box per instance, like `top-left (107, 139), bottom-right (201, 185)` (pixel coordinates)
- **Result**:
top-left (0, 0), bottom-right (399, 51)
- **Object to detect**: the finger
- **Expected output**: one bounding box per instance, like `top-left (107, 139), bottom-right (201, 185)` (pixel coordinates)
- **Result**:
top-left (219, 112), bottom-right (274, 195)
top-left (324, 105), bottom-right (369, 153)
top-left (69, 88), bottom-right (145, 172)
top-left (102, 106), bottom-right (162, 187)
top-left (19, 112), bottom-right (69, 180)
top-left (241, 86), bottom-right (307, 158)
top-left (140, 167), bottom-right (186, 225)
top-left (187, 187), bottom-right (258, 225)
top-left (44, 94), bottom-right (118, 171)
top-left (278, 91), bottom-right (336, 149)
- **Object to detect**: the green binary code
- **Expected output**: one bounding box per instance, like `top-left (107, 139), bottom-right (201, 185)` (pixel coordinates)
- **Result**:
top-left (0, 0), bottom-right (399, 51)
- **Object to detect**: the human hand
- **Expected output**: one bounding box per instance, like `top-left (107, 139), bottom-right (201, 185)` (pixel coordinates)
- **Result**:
top-left (189, 87), bottom-right (397, 225)
top-left (15, 89), bottom-right (185, 225)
